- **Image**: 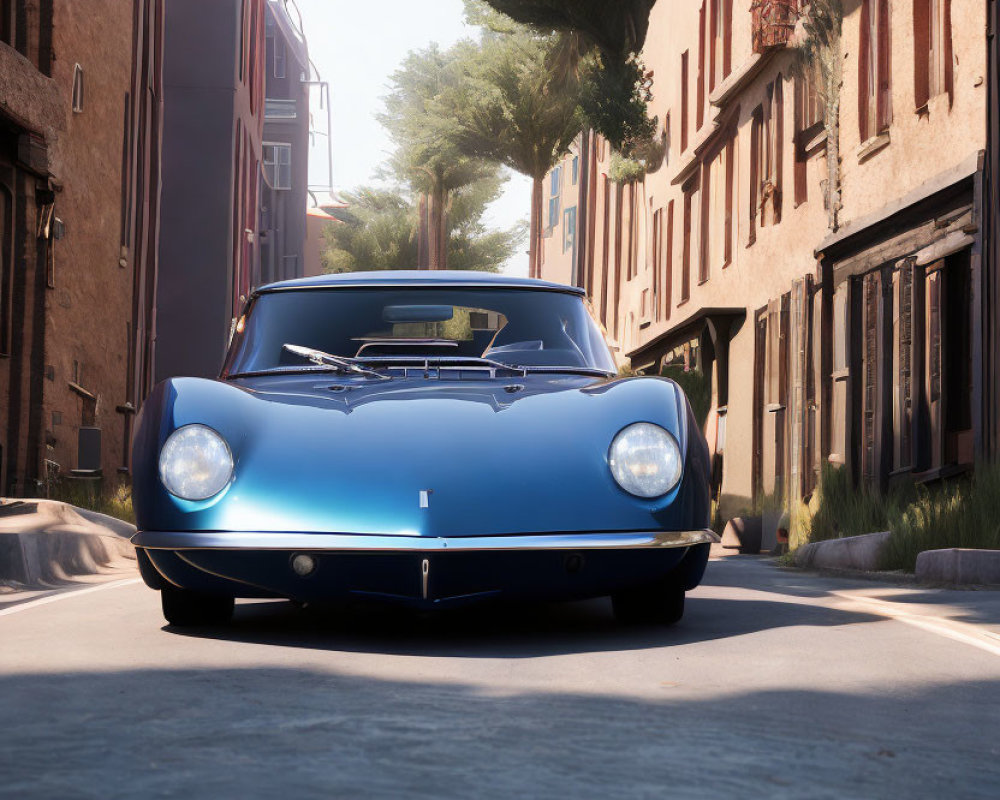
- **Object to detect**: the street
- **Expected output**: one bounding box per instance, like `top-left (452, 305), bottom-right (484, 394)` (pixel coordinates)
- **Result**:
top-left (2, 555), bottom-right (999, 799)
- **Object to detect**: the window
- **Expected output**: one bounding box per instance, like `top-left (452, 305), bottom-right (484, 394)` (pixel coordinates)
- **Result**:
top-left (72, 64), bottom-right (84, 113)
top-left (892, 261), bottom-right (915, 471)
top-left (859, 0), bottom-right (892, 142)
top-left (263, 143), bottom-right (292, 190)
top-left (548, 166), bottom-right (561, 229)
top-left (264, 98), bottom-right (296, 120)
top-left (571, 156), bottom-right (579, 185)
top-left (750, 77), bottom-right (784, 235)
top-left (794, 71), bottom-right (825, 206)
top-left (749, 105), bottom-right (763, 244)
top-left (680, 51), bottom-right (689, 152)
top-left (914, 0), bottom-right (953, 109)
top-left (562, 206), bottom-right (577, 254)
top-left (274, 37), bottom-right (286, 79)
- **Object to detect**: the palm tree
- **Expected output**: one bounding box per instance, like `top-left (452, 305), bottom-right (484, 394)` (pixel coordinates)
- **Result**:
top-left (379, 45), bottom-right (499, 269)
top-left (449, 31), bottom-right (583, 277)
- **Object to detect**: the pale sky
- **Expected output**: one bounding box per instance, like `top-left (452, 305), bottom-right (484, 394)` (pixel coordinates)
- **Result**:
top-left (294, 0), bottom-right (532, 276)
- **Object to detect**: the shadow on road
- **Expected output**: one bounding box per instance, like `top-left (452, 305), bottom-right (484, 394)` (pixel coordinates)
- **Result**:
top-left (1, 665), bottom-right (998, 799)
top-left (164, 590), bottom-right (885, 658)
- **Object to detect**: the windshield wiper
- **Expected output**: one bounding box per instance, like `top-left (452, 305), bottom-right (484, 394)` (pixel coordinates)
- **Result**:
top-left (282, 344), bottom-right (392, 380)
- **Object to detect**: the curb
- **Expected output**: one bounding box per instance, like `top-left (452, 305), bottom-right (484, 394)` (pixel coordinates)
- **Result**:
top-left (794, 531), bottom-right (890, 572)
top-left (0, 500), bottom-right (135, 587)
top-left (915, 549), bottom-right (1000, 586)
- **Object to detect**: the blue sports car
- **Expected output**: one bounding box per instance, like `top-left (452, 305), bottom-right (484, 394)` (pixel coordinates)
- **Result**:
top-left (131, 271), bottom-right (717, 627)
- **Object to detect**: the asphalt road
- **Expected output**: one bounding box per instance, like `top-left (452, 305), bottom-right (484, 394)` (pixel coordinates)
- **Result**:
top-left (2, 554), bottom-right (999, 800)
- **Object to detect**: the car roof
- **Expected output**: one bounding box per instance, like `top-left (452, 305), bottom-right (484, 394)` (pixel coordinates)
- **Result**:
top-left (257, 270), bottom-right (585, 295)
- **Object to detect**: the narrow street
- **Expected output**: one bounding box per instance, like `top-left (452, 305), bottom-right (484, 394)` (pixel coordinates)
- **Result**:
top-left (2, 555), bottom-right (999, 799)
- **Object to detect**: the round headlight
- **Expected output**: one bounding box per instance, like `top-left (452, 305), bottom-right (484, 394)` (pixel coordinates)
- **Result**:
top-left (158, 424), bottom-right (234, 501)
top-left (608, 422), bottom-right (683, 498)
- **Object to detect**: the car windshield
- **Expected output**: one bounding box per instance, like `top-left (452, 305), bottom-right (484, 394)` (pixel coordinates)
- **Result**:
top-left (223, 287), bottom-right (617, 376)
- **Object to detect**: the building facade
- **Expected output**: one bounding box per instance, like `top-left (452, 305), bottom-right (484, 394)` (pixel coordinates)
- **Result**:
top-left (1, 0), bottom-right (160, 496)
top-left (541, 0), bottom-right (992, 533)
top-left (258, 0), bottom-right (310, 286)
top-left (155, 0), bottom-right (266, 384)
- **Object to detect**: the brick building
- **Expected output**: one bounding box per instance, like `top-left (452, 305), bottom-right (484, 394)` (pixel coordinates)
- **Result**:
top-left (541, 0), bottom-right (994, 534)
top-left (258, 0), bottom-right (310, 286)
top-left (1, 0), bottom-right (161, 496)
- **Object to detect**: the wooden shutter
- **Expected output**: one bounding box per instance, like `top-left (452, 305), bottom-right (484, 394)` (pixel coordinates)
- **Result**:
top-left (894, 261), bottom-right (914, 469)
top-left (681, 51), bottom-right (689, 151)
top-left (943, 0), bottom-right (954, 104)
top-left (682, 189), bottom-right (692, 301)
top-left (709, 0), bottom-right (718, 92)
top-left (613, 185), bottom-right (623, 332)
top-left (600, 177), bottom-right (610, 324)
top-left (664, 199), bottom-right (674, 318)
top-left (859, 0), bottom-right (872, 142)
top-left (749, 106), bottom-right (762, 244)
top-left (724, 137), bottom-right (734, 265)
top-left (722, 0), bottom-right (733, 78)
top-left (773, 75), bottom-right (784, 224)
top-left (914, 0), bottom-right (930, 110)
top-left (697, 2), bottom-right (706, 130)
top-left (700, 161), bottom-right (711, 283)
top-left (794, 75), bottom-right (808, 206)
top-left (876, 0), bottom-right (892, 133)
top-left (862, 271), bottom-right (880, 482)
top-left (652, 209), bottom-right (660, 318)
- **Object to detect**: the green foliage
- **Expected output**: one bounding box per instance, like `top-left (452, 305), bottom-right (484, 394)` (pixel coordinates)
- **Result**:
top-left (609, 151), bottom-right (647, 184)
top-left (881, 464), bottom-right (1000, 572)
top-left (322, 184), bottom-right (524, 274)
top-left (378, 44), bottom-right (499, 197)
top-left (321, 188), bottom-right (418, 273)
top-left (660, 365), bottom-right (711, 432)
top-left (803, 464), bottom-right (904, 544)
top-left (448, 23), bottom-right (584, 181)
top-left (799, 461), bottom-right (1000, 572)
top-left (49, 480), bottom-right (135, 524)
top-left (480, 0), bottom-right (659, 155)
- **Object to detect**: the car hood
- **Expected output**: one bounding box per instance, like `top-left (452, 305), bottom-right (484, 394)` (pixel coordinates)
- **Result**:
top-left (132, 374), bottom-right (710, 536)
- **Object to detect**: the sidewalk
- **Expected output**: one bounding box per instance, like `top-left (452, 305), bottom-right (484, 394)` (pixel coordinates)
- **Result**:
top-left (0, 499), bottom-right (136, 592)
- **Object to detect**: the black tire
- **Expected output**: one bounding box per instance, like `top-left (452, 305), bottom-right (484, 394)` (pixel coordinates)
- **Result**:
top-left (161, 586), bottom-right (234, 627)
top-left (612, 581), bottom-right (685, 626)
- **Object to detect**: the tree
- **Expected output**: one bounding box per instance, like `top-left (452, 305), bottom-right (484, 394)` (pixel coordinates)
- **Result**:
top-left (479, 0), bottom-right (659, 156)
top-left (378, 45), bottom-right (499, 269)
top-left (322, 183), bottom-right (524, 274)
top-left (446, 19), bottom-right (583, 277)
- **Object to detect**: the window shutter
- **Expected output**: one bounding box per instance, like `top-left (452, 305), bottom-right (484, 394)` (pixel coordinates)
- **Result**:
top-left (665, 199), bottom-right (674, 318)
top-left (862, 271), bottom-right (880, 481)
top-left (876, 0), bottom-right (893, 132)
top-left (700, 161), bottom-right (711, 283)
top-left (859, 0), bottom-right (872, 142)
top-left (943, 0), bottom-right (954, 104)
top-left (681, 51), bottom-right (689, 152)
top-left (682, 189), bottom-right (692, 301)
top-left (913, 0), bottom-right (930, 110)
top-left (724, 137), bottom-right (734, 265)
top-left (709, 0), bottom-right (718, 92)
top-left (723, 0), bottom-right (733, 77)
top-left (898, 261), bottom-right (914, 468)
top-left (697, 2), bottom-right (706, 129)
top-left (773, 75), bottom-right (784, 224)
top-left (750, 106), bottom-right (761, 244)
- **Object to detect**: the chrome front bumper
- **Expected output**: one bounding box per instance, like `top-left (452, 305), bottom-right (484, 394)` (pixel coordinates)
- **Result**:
top-left (132, 529), bottom-right (719, 552)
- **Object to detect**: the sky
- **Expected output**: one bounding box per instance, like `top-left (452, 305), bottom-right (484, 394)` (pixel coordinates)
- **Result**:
top-left (294, 0), bottom-right (532, 276)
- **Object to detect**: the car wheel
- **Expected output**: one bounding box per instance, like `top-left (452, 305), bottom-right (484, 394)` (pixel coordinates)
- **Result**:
top-left (161, 586), bottom-right (235, 627)
top-left (612, 582), bottom-right (685, 626)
